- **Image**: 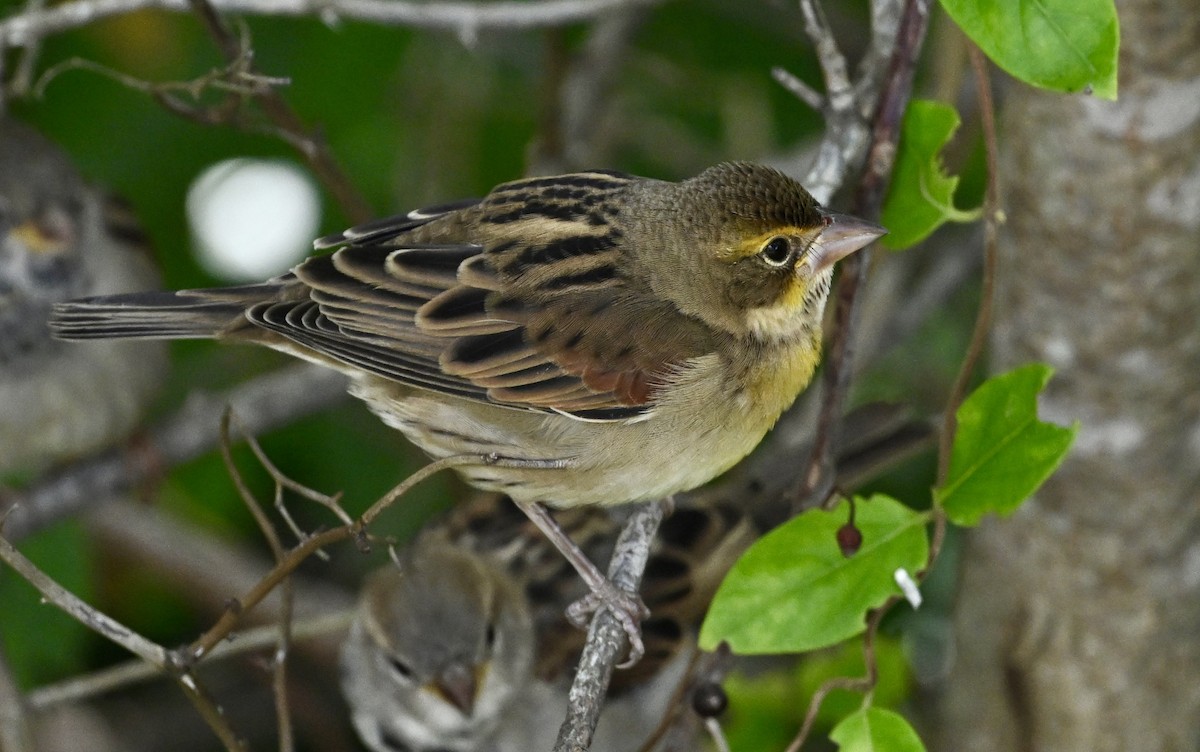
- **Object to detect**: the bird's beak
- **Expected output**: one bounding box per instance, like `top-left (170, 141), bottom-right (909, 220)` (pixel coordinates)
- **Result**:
top-left (432, 661), bottom-right (483, 716)
top-left (808, 210), bottom-right (887, 273)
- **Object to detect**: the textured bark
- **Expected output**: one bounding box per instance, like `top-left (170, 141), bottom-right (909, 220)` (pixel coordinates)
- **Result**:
top-left (936, 1), bottom-right (1200, 750)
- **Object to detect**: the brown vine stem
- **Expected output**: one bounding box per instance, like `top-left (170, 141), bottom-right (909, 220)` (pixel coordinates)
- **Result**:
top-left (935, 42), bottom-right (1002, 488)
top-left (784, 602), bottom-right (888, 752)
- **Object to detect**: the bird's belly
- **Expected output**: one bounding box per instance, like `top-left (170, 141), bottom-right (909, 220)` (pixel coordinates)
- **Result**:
top-left (351, 369), bottom-right (789, 508)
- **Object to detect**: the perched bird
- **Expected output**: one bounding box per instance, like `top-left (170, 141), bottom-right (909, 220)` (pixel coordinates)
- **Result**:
top-left (340, 499), bottom-right (755, 752)
top-left (51, 162), bottom-right (883, 646)
top-left (0, 120), bottom-right (166, 476)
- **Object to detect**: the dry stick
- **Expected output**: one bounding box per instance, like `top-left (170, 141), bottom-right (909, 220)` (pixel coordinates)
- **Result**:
top-left (182, 452), bottom-right (536, 663)
top-left (219, 413), bottom-right (295, 752)
top-left (0, 534), bottom-right (248, 752)
top-left (8, 0), bottom-right (45, 96)
top-left (27, 611), bottom-right (353, 711)
top-left (784, 603), bottom-right (887, 752)
top-left (795, 0), bottom-right (932, 513)
top-left (187, 0), bottom-right (372, 223)
top-left (0, 646), bottom-right (34, 752)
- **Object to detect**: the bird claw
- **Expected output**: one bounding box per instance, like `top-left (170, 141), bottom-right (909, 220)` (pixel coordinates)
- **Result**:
top-left (566, 583), bottom-right (650, 668)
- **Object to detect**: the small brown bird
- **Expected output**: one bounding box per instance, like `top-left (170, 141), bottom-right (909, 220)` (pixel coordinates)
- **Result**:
top-left (51, 162), bottom-right (883, 648)
top-left (0, 119), bottom-right (166, 476)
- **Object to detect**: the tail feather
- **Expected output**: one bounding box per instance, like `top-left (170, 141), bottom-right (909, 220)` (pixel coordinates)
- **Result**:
top-left (50, 290), bottom-right (249, 341)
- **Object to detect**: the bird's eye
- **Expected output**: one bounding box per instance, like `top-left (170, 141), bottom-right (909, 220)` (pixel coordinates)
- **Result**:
top-left (759, 236), bottom-right (792, 267)
top-left (387, 656), bottom-right (415, 680)
top-left (484, 623), bottom-right (497, 650)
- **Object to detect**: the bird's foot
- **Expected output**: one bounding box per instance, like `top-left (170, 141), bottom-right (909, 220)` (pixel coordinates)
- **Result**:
top-left (566, 583), bottom-right (650, 668)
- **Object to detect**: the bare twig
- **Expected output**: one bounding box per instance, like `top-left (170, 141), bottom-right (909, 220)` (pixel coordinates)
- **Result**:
top-left (795, 0), bottom-right (932, 512)
top-left (771, 66), bottom-right (824, 113)
top-left (8, 0), bottom-right (46, 97)
top-left (187, 0), bottom-right (373, 222)
top-left (936, 43), bottom-right (1000, 487)
top-left (0, 646), bottom-right (34, 752)
top-left (183, 452), bottom-right (536, 663)
top-left (0, 534), bottom-right (248, 751)
top-left (553, 499), bottom-right (669, 752)
top-left (799, 0), bottom-right (852, 111)
top-left (0, 538), bottom-right (168, 665)
top-left (784, 603), bottom-right (887, 752)
top-left (218, 413), bottom-right (296, 752)
top-left (26, 610), bottom-right (352, 710)
top-left (0, 0), bottom-right (669, 46)
top-left (0, 363), bottom-right (349, 542)
top-left (33, 52), bottom-right (283, 101)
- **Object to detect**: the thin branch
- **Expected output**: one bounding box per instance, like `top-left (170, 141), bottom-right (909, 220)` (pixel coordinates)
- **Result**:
top-left (33, 617), bottom-right (348, 715)
top-left (0, 537), bottom-right (168, 665)
top-left (0, 646), bottom-right (34, 752)
top-left (0, 0), bottom-right (669, 46)
top-left (187, 0), bottom-right (373, 223)
top-left (26, 611), bottom-right (352, 710)
top-left (8, 0), bottom-right (46, 97)
top-left (219, 413), bottom-right (296, 752)
top-left (794, 0), bottom-right (932, 512)
top-left (937, 43), bottom-right (1000, 486)
top-left (784, 603), bottom-right (886, 752)
top-left (798, 0), bottom-right (852, 112)
top-left (183, 452), bottom-right (520, 664)
top-left (553, 499), bottom-right (669, 752)
top-left (0, 533), bottom-right (248, 751)
top-left (771, 66), bottom-right (824, 113)
top-left (856, 0), bottom-right (903, 102)
top-left (0, 363), bottom-right (349, 542)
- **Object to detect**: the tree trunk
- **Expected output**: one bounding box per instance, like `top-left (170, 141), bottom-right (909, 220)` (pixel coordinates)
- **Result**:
top-left (936, 1), bottom-right (1200, 750)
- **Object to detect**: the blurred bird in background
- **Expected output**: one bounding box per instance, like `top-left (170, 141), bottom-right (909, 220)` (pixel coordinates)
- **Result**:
top-left (0, 119), bottom-right (166, 477)
top-left (340, 496), bottom-right (756, 752)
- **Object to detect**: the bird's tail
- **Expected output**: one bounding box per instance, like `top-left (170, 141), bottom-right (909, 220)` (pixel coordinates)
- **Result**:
top-left (50, 287), bottom-right (269, 340)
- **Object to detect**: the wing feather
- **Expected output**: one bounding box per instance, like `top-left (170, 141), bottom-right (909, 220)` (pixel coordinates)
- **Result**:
top-left (233, 172), bottom-right (718, 420)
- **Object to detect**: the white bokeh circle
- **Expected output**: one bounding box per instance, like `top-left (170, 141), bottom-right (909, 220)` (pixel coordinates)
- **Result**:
top-left (187, 158), bottom-right (321, 282)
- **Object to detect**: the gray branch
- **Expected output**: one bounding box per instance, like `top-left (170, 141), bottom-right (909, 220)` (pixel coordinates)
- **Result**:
top-left (0, 0), bottom-right (668, 46)
top-left (553, 499), bottom-right (668, 752)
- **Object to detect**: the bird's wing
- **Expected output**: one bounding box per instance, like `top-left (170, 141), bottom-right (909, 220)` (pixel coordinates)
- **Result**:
top-left (248, 175), bottom-right (717, 421)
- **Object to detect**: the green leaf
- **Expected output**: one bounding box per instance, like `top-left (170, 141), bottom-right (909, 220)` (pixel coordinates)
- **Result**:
top-left (879, 100), bottom-right (980, 250)
top-left (699, 495), bottom-right (928, 654)
top-left (935, 364), bottom-right (1077, 526)
top-left (830, 707), bottom-right (927, 752)
top-left (941, 0), bottom-right (1119, 100)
